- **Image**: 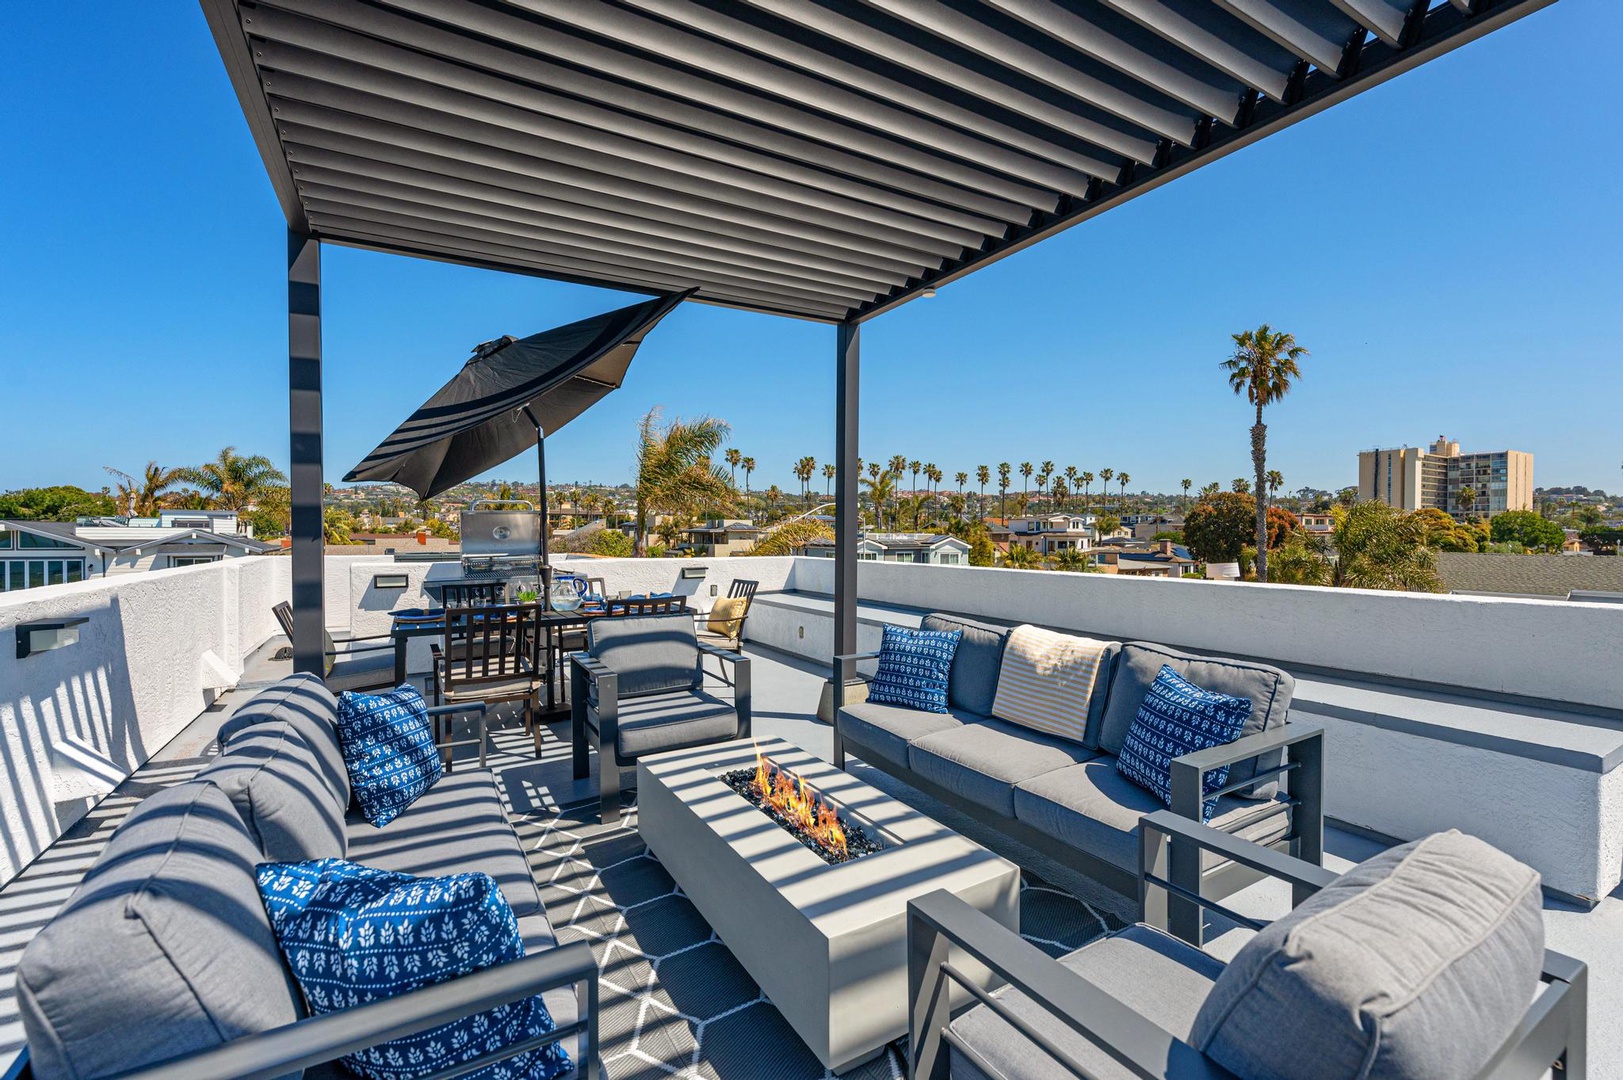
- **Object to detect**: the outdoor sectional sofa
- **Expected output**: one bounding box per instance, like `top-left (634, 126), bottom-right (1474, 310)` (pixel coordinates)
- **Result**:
top-left (834, 613), bottom-right (1324, 938)
top-left (13, 673), bottom-right (597, 1080)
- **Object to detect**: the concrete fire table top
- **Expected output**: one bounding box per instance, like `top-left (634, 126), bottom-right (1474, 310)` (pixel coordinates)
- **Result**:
top-left (637, 737), bottom-right (1020, 1073)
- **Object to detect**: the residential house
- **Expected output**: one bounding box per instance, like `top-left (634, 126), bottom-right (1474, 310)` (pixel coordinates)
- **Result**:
top-left (1130, 515), bottom-right (1183, 540)
top-left (804, 532), bottom-right (970, 565)
top-left (1091, 539), bottom-right (1198, 578)
top-left (681, 519), bottom-right (766, 557)
top-left (1301, 512), bottom-right (1335, 535)
top-left (0, 519), bottom-right (275, 591)
top-left (1006, 513), bottom-right (1096, 555)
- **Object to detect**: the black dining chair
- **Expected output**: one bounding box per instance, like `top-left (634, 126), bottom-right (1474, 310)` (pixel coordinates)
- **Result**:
top-left (431, 603), bottom-right (544, 757)
top-left (271, 601), bottom-right (396, 693)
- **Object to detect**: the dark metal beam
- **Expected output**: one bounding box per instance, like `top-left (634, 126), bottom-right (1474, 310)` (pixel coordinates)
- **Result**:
top-left (286, 231), bottom-right (323, 674)
top-left (832, 319), bottom-right (860, 760)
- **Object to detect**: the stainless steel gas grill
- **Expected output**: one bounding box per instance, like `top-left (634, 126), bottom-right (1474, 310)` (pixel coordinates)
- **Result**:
top-left (439, 501), bottom-right (548, 601)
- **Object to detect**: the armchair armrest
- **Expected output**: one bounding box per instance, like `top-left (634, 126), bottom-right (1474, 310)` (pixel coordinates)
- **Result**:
top-left (1171, 723), bottom-right (1324, 795)
top-left (833, 651), bottom-right (882, 663)
top-left (117, 940), bottom-right (598, 1080)
top-left (907, 890), bottom-right (1235, 1080)
top-left (697, 641), bottom-right (746, 663)
top-left (327, 638), bottom-right (395, 658)
top-left (1139, 810), bottom-right (1338, 915)
top-left (697, 646), bottom-right (750, 739)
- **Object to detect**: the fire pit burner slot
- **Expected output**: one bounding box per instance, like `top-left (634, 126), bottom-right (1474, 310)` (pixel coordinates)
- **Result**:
top-left (722, 752), bottom-right (882, 865)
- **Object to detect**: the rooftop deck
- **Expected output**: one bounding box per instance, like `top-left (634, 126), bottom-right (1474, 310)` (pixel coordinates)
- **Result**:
top-left (3, 606), bottom-right (1621, 1076)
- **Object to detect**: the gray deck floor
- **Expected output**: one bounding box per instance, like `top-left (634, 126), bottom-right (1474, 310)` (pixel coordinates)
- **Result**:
top-left (1, 639), bottom-right (1617, 1074)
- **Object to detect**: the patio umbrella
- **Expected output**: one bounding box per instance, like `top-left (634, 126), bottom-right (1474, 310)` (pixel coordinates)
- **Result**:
top-left (344, 290), bottom-right (691, 563)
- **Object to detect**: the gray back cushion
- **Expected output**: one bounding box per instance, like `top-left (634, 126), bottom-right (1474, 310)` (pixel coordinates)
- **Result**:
top-left (203, 719), bottom-right (348, 861)
top-left (921, 613), bottom-right (1009, 717)
top-left (588, 613), bottom-right (701, 697)
top-left (18, 781), bottom-right (305, 1080)
top-left (1191, 831), bottom-right (1544, 1080)
top-left (220, 673), bottom-right (350, 807)
top-left (1096, 641), bottom-right (1292, 797)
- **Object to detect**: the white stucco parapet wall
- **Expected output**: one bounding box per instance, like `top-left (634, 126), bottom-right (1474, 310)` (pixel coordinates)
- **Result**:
top-left (0, 557), bottom-right (289, 887)
top-left (775, 558), bottom-right (1623, 901)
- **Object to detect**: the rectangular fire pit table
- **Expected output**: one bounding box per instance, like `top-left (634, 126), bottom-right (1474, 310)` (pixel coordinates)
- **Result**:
top-left (637, 737), bottom-right (1020, 1073)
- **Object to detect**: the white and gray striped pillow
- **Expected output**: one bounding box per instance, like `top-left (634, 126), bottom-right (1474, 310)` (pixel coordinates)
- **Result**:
top-left (990, 625), bottom-right (1113, 744)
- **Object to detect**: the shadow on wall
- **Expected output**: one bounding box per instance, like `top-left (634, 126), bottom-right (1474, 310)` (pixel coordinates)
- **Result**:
top-left (0, 594), bottom-right (144, 884)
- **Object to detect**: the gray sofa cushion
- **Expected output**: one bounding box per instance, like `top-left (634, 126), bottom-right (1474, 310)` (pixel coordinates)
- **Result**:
top-left (950, 923), bottom-right (1223, 1080)
top-left (610, 688), bottom-right (739, 759)
top-left (1191, 830), bottom-right (1545, 1080)
top-left (1096, 641), bottom-right (1293, 797)
top-left (220, 673), bottom-right (351, 808)
top-left (17, 781), bottom-right (304, 1080)
top-left (324, 647), bottom-right (398, 694)
top-left (837, 700), bottom-right (979, 770)
top-left (921, 613), bottom-right (1008, 717)
top-left (1013, 758), bottom-right (1291, 875)
top-left (588, 613), bottom-right (701, 697)
top-left (202, 719), bottom-right (347, 861)
top-left (907, 719), bottom-right (1098, 817)
top-left (344, 768), bottom-right (543, 918)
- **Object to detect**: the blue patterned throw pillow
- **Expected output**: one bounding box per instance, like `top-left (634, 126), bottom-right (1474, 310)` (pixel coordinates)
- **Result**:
top-left (1116, 665), bottom-right (1251, 821)
top-left (258, 860), bottom-right (570, 1080)
top-left (336, 684), bottom-right (442, 827)
top-left (867, 624), bottom-right (963, 713)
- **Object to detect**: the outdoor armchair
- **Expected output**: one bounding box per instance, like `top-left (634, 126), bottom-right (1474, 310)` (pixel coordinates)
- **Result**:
top-left (907, 810), bottom-right (1586, 1080)
top-left (272, 600), bottom-right (395, 693)
top-left (570, 613), bottom-right (750, 824)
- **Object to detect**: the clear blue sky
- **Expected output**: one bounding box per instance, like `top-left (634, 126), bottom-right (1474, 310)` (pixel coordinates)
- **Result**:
top-left (2, 2), bottom-right (1618, 498)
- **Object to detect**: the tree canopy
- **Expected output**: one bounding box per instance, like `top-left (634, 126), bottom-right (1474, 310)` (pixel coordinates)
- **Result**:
top-left (0, 485), bottom-right (117, 521)
top-left (1489, 510), bottom-right (1566, 553)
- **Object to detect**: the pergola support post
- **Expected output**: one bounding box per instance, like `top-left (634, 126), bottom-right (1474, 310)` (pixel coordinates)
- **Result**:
top-left (288, 230), bottom-right (325, 674)
top-left (831, 319), bottom-right (859, 768)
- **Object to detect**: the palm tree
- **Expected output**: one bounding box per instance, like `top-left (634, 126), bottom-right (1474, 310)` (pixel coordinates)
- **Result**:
top-left (861, 469), bottom-right (896, 530)
top-left (634, 408), bottom-right (734, 555)
top-left (1080, 471), bottom-right (1093, 510)
top-left (725, 447), bottom-right (742, 486)
top-left (1201, 481), bottom-right (1221, 497)
top-left (908, 461), bottom-right (922, 511)
top-left (823, 462), bottom-right (836, 497)
top-left (889, 455), bottom-right (908, 484)
top-left (1098, 468), bottom-right (1114, 509)
top-left (976, 465), bottom-right (990, 518)
top-left (1001, 544), bottom-right (1041, 569)
top-left (997, 462), bottom-right (1011, 521)
top-left (178, 447), bottom-right (287, 511)
top-left (1051, 477), bottom-right (1068, 507)
top-left (1038, 461), bottom-right (1054, 509)
top-left (955, 471), bottom-right (968, 499)
top-left (1118, 472), bottom-right (1130, 507)
top-left (1064, 466), bottom-right (1079, 510)
top-left (764, 485), bottom-right (783, 519)
top-left (1223, 324), bottom-right (1309, 583)
top-left (741, 456), bottom-right (756, 499)
top-left (104, 461), bottom-right (186, 517)
top-left (1455, 485), bottom-right (1478, 519)
top-left (1232, 478), bottom-right (1252, 494)
top-left (1181, 478), bottom-right (1192, 507)
top-left (794, 456), bottom-right (816, 507)
top-left (1266, 470), bottom-right (1284, 501)
top-left (1019, 462), bottom-right (1033, 510)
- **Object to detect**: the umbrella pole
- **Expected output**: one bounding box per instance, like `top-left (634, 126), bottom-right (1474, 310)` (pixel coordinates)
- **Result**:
top-left (526, 410), bottom-right (550, 591)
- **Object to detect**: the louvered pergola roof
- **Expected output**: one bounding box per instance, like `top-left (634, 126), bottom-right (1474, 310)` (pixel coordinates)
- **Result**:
top-left (205, 0), bottom-right (1552, 324)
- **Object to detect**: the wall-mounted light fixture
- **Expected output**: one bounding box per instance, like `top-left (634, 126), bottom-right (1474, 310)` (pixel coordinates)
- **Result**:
top-left (373, 572), bottom-right (410, 590)
top-left (17, 618), bottom-right (90, 660)
top-left (679, 566), bottom-right (708, 580)
top-left (921, 286), bottom-right (938, 298)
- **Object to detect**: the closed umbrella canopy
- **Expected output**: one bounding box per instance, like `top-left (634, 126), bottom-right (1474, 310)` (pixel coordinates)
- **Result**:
top-left (344, 291), bottom-right (689, 498)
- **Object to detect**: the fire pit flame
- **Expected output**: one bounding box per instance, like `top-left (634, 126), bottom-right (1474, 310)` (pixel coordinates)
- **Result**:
top-left (724, 748), bottom-right (879, 865)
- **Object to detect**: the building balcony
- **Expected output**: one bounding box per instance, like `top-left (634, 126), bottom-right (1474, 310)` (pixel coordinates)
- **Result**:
top-left (1, 554), bottom-right (1618, 1075)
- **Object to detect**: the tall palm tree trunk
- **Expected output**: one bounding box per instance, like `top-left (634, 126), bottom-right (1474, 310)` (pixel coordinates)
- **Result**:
top-left (1252, 400), bottom-right (1268, 582)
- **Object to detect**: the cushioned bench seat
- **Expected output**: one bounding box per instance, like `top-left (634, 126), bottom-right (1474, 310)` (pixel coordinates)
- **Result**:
top-left (948, 923), bottom-right (1224, 1080)
top-left (344, 768), bottom-right (543, 918)
top-left (837, 700), bottom-right (980, 770)
top-left (906, 720), bottom-right (1098, 818)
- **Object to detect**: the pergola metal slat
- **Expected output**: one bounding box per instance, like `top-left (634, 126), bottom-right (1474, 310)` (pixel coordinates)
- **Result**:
top-left (570, 0), bottom-right (1127, 180)
top-left (249, 31), bottom-right (1013, 241)
top-left (263, 83), bottom-right (978, 262)
top-left (862, 0), bottom-right (1201, 146)
top-left (1331, 0), bottom-right (1411, 45)
top-left (362, 0), bottom-right (1050, 220)
top-left (309, 213), bottom-right (853, 320)
top-left (979, 0), bottom-right (1246, 123)
top-left (249, 0), bottom-right (1038, 220)
top-left (274, 114), bottom-right (946, 274)
top-left (297, 187), bottom-right (885, 306)
top-left (1214, 0), bottom-right (1361, 71)
top-left (1100, 0), bottom-right (1295, 101)
top-left (738, 0), bottom-right (1185, 160)
top-left (288, 160), bottom-right (908, 293)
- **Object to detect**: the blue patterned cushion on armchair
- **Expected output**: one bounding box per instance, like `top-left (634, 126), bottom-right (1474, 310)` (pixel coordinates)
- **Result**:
top-left (336, 684), bottom-right (442, 827)
top-left (259, 859), bottom-right (569, 1080)
top-left (866, 624), bottom-right (963, 713)
top-left (1116, 665), bottom-right (1251, 820)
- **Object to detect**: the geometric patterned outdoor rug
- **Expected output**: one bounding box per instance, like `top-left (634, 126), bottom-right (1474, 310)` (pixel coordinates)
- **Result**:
top-left (529, 796), bottom-right (1125, 1079)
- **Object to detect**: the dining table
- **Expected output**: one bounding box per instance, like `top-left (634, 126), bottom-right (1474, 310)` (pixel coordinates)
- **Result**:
top-left (391, 598), bottom-right (690, 717)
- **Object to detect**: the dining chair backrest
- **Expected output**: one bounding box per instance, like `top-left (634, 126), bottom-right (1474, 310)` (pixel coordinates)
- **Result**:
top-left (616, 595), bottom-right (685, 616)
top-left (439, 603), bottom-right (540, 691)
top-left (440, 581), bottom-right (507, 608)
top-left (271, 601), bottom-right (295, 641)
top-left (727, 579), bottom-right (759, 605)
